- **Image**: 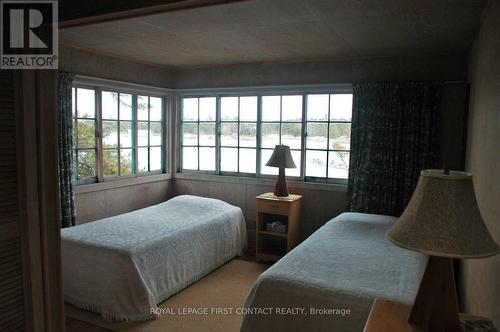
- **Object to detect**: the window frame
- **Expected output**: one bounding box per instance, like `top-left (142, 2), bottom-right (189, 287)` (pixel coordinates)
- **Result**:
top-left (177, 85), bottom-right (352, 185)
top-left (259, 93), bottom-right (304, 178)
top-left (71, 76), bottom-right (171, 185)
top-left (72, 86), bottom-right (98, 185)
top-left (179, 96), bottom-right (217, 172)
top-left (100, 90), bottom-right (135, 178)
top-left (304, 93), bottom-right (353, 181)
top-left (219, 94), bottom-right (258, 176)
top-left (136, 94), bottom-right (166, 175)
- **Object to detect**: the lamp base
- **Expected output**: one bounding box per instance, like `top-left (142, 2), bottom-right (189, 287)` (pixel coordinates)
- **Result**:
top-left (273, 168), bottom-right (289, 197)
top-left (408, 256), bottom-right (460, 332)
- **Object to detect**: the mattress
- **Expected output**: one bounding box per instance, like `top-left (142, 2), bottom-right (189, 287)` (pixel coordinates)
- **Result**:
top-left (240, 212), bottom-right (427, 332)
top-left (61, 195), bottom-right (247, 322)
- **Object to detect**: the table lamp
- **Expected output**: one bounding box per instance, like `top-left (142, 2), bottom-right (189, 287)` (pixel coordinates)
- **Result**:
top-left (387, 169), bottom-right (499, 332)
top-left (266, 145), bottom-right (296, 197)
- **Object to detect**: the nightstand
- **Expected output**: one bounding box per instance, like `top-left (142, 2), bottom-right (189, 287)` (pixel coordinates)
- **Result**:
top-left (364, 299), bottom-right (497, 332)
top-left (255, 192), bottom-right (302, 262)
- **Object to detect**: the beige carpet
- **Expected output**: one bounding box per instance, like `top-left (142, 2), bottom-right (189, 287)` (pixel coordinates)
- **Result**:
top-left (65, 259), bottom-right (269, 332)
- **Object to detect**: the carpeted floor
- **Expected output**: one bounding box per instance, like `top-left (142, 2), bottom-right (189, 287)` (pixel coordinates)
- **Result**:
top-left (65, 259), bottom-right (269, 332)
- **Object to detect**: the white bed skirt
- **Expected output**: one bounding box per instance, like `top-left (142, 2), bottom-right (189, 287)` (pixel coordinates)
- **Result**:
top-left (62, 195), bottom-right (247, 322)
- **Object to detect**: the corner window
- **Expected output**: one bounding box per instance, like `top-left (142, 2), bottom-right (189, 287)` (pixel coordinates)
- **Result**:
top-left (71, 84), bottom-right (167, 184)
top-left (179, 88), bottom-right (352, 182)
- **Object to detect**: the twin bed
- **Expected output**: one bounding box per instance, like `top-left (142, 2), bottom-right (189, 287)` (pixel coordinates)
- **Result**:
top-left (61, 195), bottom-right (247, 322)
top-left (62, 195), bottom-right (427, 332)
top-left (240, 212), bottom-right (427, 332)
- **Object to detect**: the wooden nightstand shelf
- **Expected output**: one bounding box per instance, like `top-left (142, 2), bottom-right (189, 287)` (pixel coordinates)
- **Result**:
top-left (364, 299), bottom-right (497, 332)
top-left (255, 192), bottom-right (302, 262)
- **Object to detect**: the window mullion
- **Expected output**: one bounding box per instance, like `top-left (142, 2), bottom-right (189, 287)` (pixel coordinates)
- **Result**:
top-left (299, 93), bottom-right (306, 180)
top-left (96, 88), bottom-right (104, 182)
top-left (147, 96), bottom-right (151, 172)
top-left (178, 96), bottom-right (183, 173)
top-left (215, 96), bottom-right (221, 174)
top-left (236, 97), bottom-right (240, 173)
top-left (74, 89), bottom-right (79, 180)
top-left (256, 95), bottom-right (262, 177)
top-left (326, 94), bottom-right (332, 179)
top-left (279, 95), bottom-right (282, 145)
top-left (197, 98), bottom-right (200, 171)
top-left (117, 93), bottom-right (121, 176)
top-left (162, 96), bottom-right (167, 174)
top-left (133, 95), bottom-right (139, 176)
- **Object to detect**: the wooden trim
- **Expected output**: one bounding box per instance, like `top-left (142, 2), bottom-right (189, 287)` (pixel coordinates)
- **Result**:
top-left (174, 172), bottom-right (348, 192)
top-left (15, 71), bottom-right (45, 332)
top-left (96, 88), bottom-right (104, 182)
top-left (73, 75), bottom-right (175, 98)
top-left (74, 173), bottom-right (171, 194)
top-left (133, 95), bottom-right (139, 176)
top-left (14, 71), bottom-right (65, 332)
top-left (175, 84), bottom-right (353, 94)
top-left (35, 71), bottom-right (65, 332)
top-left (60, 44), bottom-right (170, 69)
top-left (59, 0), bottom-right (250, 29)
top-left (166, 96), bottom-right (171, 173)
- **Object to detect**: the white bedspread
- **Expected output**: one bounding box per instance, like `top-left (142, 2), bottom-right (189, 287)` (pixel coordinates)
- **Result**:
top-left (61, 195), bottom-right (247, 322)
top-left (240, 212), bottom-right (427, 332)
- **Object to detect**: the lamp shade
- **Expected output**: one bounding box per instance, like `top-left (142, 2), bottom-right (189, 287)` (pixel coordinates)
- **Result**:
top-left (387, 169), bottom-right (499, 258)
top-left (266, 145), bottom-right (296, 169)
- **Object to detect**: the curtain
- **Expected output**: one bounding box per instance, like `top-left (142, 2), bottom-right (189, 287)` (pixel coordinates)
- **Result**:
top-left (347, 81), bottom-right (443, 216)
top-left (58, 71), bottom-right (76, 228)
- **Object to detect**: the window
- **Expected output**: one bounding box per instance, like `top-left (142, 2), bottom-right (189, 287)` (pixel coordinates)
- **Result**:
top-left (101, 91), bottom-right (134, 177)
top-left (72, 84), bottom-right (166, 184)
top-left (73, 87), bottom-right (97, 181)
top-left (179, 88), bottom-right (352, 182)
top-left (137, 95), bottom-right (164, 173)
top-left (220, 96), bottom-right (258, 174)
top-left (181, 97), bottom-right (216, 171)
top-left (260, 95), bottom-right (302, 177)
top-left (305, 94), bottom-right (352, 179)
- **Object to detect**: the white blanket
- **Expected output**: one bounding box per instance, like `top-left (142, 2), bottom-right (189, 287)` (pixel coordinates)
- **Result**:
top-left (61, 195), bottom-right (247, 322)
top-left (240, 212), bottom-right (427, 332)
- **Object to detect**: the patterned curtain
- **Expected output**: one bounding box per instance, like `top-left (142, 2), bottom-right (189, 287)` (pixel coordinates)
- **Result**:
top-left (58, 71), bottom-right (76, 228)
top-left (347, 81), bottom-right (443, 216)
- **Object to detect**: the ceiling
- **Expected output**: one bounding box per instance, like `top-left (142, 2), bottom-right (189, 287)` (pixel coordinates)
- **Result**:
top-left (59, 0), bottom-right (486, 68)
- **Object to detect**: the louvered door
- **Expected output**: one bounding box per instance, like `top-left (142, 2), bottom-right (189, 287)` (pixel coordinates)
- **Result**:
top-left (0, 71), bottom-right (25, 331)
top-left (0, 70), bottom-right (64, 332)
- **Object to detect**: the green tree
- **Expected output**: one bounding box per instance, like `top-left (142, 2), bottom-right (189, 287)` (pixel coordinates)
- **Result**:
top-left (75, 120), bottom-right (133, 179)
top-left (75, 120), bottom-right (96, 178)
